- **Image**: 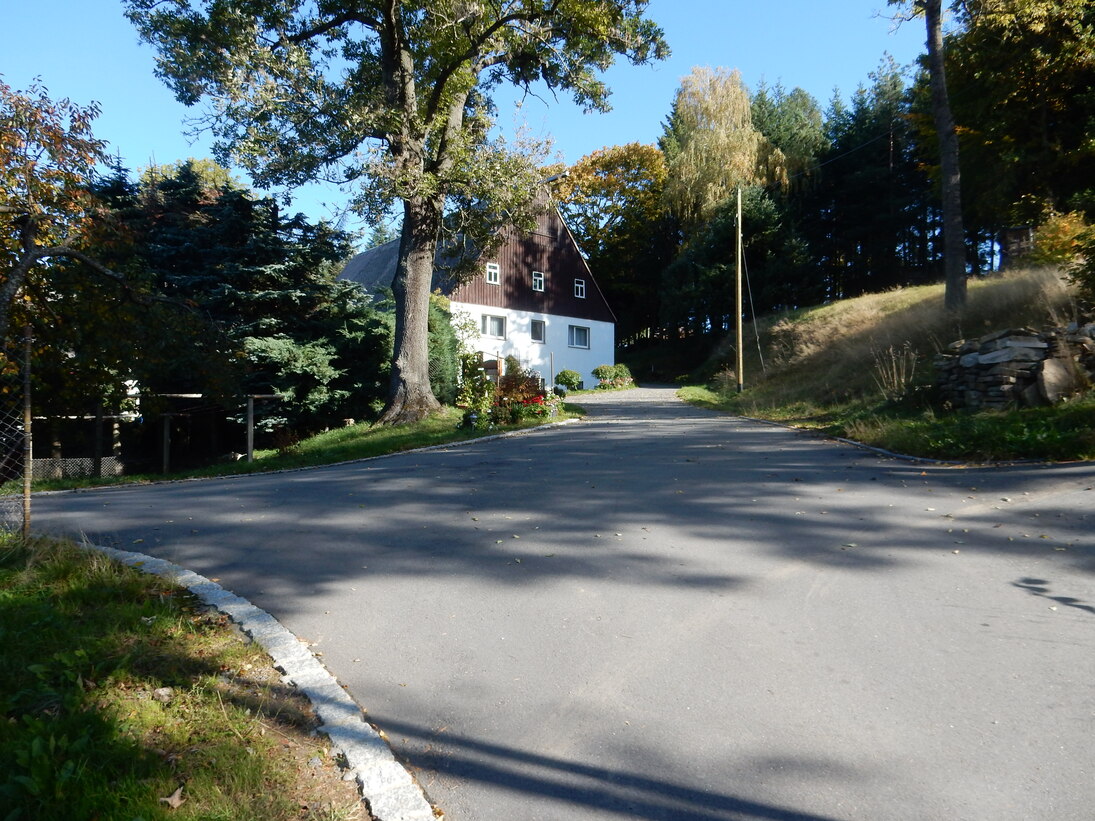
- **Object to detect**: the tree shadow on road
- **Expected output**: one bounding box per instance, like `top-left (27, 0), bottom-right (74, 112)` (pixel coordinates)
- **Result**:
top-left (372, 713), bottom-right (846, 821)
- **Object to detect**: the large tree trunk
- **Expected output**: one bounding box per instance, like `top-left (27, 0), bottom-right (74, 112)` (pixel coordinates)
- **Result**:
top-left (924, 0), bottom-right (967, 312)
top-left (377, 195), bottom-right (444, 425)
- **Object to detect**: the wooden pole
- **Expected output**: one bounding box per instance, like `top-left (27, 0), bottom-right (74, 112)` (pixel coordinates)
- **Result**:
top-left (161, 414), bottom-right (171, 474)
top-left (22, 325), bottom-right (32, 539)
top-left (246, 396), bottom-right (255, 463)
top-left (92, 403), bottom-right (103, 479)
top-left (736, 187), bottom-right (744, 394)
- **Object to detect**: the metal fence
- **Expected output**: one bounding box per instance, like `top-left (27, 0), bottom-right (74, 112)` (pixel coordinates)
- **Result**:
top-left (0, 334), bottom-right (28, 536)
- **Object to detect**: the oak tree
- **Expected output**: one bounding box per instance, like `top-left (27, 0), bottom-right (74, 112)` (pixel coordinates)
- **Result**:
top-left (125, 0), bottom-right (668, 423)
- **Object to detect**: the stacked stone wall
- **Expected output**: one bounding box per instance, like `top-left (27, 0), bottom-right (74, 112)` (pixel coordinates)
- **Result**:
top-left (934, 325), bottom-right (1095, 409)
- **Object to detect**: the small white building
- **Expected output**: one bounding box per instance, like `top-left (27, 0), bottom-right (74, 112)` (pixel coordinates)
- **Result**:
top-left (341, 205), bottom-right (616, 389)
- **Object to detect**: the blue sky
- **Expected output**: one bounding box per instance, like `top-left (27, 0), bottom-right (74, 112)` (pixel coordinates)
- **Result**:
top-left (4, 1), bottom-right (927, 234)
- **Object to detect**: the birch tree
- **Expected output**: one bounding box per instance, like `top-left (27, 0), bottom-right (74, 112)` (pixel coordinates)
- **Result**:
top-left (660, 67), bottom-right (785, 233)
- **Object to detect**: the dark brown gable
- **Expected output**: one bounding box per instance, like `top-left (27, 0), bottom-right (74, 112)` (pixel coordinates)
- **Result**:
top-left (452, 208), bottom-right (615, 324)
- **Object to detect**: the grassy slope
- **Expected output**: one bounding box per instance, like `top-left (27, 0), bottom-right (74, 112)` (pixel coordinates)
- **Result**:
top-left (0, 537), bottom-right (365, 821)
top-left (679, 267), bottom-right (1095, 462)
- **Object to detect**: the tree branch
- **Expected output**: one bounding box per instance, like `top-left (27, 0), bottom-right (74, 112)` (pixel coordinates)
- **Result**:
top-left (282, 10), bottom-right (378, 45)
top-left (424, 0), bottom-right (562, 123)
top-left (0, 245), bottom-right (193, 345)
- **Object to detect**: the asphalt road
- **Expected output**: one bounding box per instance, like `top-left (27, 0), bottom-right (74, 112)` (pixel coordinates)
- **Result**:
top-left (33, 387), bottom-right (1095, 820)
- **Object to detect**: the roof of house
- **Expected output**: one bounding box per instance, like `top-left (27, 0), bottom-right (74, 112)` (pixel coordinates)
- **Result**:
top-left (340, 205), bottom-right (615, 325)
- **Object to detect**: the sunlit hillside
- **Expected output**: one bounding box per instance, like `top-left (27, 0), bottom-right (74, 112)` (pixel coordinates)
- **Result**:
top-left (704, 266), bottom-right (1081, 413)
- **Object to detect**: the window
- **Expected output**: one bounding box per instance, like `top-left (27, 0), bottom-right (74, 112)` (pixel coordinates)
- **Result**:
top-left (482, 314), bottom-right (506, 339)
top-left (532, 270), bottom-right (545, 292)
top-left (531, 319), bottom-right (546, 343)
top-left (568, 325), bottom-right (590, 349)
top-left (574, 278), bottom-right (586, 298)
top-left (485, 263), bottom-right (500, 285)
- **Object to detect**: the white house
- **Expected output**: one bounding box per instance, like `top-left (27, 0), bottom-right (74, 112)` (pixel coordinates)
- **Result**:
top-left (341, 204), bottom-right (616, 388)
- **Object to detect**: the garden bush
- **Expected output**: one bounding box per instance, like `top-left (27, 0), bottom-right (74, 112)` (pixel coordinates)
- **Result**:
top-left (555, 369), bottom-right (582, 390)
top-left (457, 354), bottom-right (496, 428)
top-left (593, 363), bottom-right (634, 390)
top-left (495, 357), bottom-right (551, 423)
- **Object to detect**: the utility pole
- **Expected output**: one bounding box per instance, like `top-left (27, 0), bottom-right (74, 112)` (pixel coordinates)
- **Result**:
top-left (735, 187), bottom-right (744, 394)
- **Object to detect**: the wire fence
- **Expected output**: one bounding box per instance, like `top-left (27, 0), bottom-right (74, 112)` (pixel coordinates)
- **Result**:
top-left (0, 338), bottom-right (27, 536)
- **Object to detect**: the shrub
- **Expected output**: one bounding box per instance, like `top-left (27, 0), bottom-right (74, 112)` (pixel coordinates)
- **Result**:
top-left (1030, 211), bottom-right (1088, 266)
top-left (1070, 227), bottom-right (1095, 305)
top-left (457, 354), bottom-right (496, 428)
top-left (427, 295), bottom-right (460, 405)
top-left (555, 369), bottom-right (582, 390)
top-left (592, 363), bottom-right (634, 390)
top-left (592, 364), bottom-right (616, 382)
top-left (494, 357), bottom-right (548, 424)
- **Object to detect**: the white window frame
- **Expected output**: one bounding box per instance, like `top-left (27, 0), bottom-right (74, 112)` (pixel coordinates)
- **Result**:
top-left (531, 319), bottom-right (546, 343)
top-left (574, 278), bottom-right (586, 298)
top-left (568, 324), bottom-right (590, 349)
top-left (485, 262), bottom-right (500, 285)
top-left (532, 270), bottom-right (545, 292)
top-left (482, 314), bottom-right (506, 339)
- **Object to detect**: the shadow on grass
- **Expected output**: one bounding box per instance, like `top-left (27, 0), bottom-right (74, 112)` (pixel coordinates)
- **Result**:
top-left (0, 540), bottom-right (339, 820)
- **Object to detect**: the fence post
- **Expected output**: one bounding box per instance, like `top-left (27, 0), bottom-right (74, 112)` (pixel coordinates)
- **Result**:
top-left (246, 396), bottom-right (255, 463)
top-left (161, 414), bottom-right (171, 474)
top-left (22, 325), bottom-right (32, 539)
top-left (93, 404), bottom-right (104, 479)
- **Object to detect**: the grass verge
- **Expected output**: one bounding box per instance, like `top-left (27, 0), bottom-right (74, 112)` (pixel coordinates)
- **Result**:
top-left (22, 404), bottom-right (584, 493)
top-left (0, 536), bottom-right (366, 821)
top-left (677, 268), bottom-right (1095, 463)
top-left (681, 385), bottom-right (1095, 462)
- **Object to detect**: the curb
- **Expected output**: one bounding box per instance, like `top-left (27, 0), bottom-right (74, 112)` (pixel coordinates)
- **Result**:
top-left (85, 544), bottom-right (440, 821)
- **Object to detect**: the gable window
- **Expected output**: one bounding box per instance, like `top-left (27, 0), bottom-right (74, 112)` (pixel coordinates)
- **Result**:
top-left (485, 263), bottom-right (500, 285)
top-left (532, 270), bottom-right (545, 292)
top-left (574, 278), bottom-right (586, 298)
top-left (482, 314), bottom-right (506, 339)
top-left (531, 319), bottom-right (546, 343)
top-left (568, 325), bottom-right (590, 349)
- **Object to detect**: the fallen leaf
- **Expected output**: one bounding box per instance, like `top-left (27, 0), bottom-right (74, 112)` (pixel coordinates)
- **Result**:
top-left (160, 785), bottom-right (186, 809)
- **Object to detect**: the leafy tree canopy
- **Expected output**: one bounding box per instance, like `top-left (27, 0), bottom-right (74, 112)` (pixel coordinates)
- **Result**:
top-left (660, 67), bottom-right (786, 233)
top-left (553, 142), bottom-right (675, 339)
top-left (124, 0), bottom-right (669, 422)
top-left (0, 78), bottom-right (122, 345)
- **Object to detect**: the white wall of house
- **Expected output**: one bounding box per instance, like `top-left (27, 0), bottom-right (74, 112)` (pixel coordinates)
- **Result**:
top-left (452, 301), bottom-right (614, 389)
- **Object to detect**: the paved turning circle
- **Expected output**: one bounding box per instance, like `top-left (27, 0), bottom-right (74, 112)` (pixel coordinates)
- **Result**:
top-left (35, 387), bottom-right (1095, 820)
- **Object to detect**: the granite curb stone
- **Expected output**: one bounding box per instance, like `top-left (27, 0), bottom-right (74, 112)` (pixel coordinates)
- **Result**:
top-left (85, 544), bottom-right (439, 821)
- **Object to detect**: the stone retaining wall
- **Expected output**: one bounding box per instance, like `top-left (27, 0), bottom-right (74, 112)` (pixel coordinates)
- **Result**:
top-left (934, 325), bottom-right (1095, 409)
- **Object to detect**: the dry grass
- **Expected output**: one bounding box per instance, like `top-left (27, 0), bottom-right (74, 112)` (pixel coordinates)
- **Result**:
top-left (716, 267), bottom-right (1080, 412)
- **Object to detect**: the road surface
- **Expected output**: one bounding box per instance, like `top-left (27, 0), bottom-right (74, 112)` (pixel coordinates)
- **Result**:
top-left (33, 387), bottom-right (1095, 820)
